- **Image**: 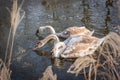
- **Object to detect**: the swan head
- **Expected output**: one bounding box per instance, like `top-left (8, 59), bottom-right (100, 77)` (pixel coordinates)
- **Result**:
top-left (56, 26), bottom-right (94, 38)
top-left (56, 30), bottom-right (70, 38)
top-left (33, 34), bottom-right (60, 50)
top-left (36, 25), bottom-right (56, 38)
top-left (33, 41), bottom-right (44, 50)
top-left (52, 42), bottom-right (66, 58)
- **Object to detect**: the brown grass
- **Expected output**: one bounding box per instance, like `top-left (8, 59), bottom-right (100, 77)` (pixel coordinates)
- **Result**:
top-left (39, 66), bottom-right (57, 80)
top-left (0, 59), bottom-right (11, 80)
top-left (0, 0), bottom-right (25, 80)
top-left (67, 32), bottom-right (120, 80)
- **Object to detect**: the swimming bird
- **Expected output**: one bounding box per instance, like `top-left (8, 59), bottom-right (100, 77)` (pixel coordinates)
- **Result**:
top-left (33, 34), bottom-right (83, 57)
top-left (33, 34), bottom-right (105, 58)
top-left (35, 26), bottom-right (94, 48)
top-left (56, 26), bottom-right (94, 38)
top-left (34, 26), bottom-right (103, 58)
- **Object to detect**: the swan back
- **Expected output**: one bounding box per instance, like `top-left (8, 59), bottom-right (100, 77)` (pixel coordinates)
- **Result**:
top-left (60, 36), bottom-right (105, 58)
top-left (57, 26), bottom-right (94, 38)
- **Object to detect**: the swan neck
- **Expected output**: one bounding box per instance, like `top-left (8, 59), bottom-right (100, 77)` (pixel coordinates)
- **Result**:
top-left (41, 34), bottom-right (60, 45)
top-left (46, 26), bottom-right (56, 34)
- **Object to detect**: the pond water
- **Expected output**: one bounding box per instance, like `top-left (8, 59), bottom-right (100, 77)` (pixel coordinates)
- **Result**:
top-left (0, 0), bottom-right (120, 80)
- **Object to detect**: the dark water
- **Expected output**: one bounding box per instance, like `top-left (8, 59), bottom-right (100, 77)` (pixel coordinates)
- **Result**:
top-left (0, 0), bottom-right (120, 80)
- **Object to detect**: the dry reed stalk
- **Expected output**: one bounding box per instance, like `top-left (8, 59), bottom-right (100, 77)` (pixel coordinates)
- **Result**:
top-left (67, 32), bottom-right (120, 80)
top-left (0, 0), bottom-right (25, 80)
top-left (0, 59), bottom-right (11, 80)
top-left (3, 0), bottom-right (25, 67)
top-left (95, 32), bottom-right (120, 80)
top-left (67, 56), bottom-right (96, 76)
top-left (6, 0), bottom-right (25, 67)
top-left (40, 66), bottom-right (57, 80)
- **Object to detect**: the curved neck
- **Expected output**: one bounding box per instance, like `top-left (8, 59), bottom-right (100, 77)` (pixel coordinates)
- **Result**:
top-left (46, 26), bottom-right (56, 34)
top-left (41, 34), bottom-right (60, 45)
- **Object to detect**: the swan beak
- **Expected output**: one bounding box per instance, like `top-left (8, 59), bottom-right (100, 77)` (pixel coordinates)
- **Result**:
top-left (33, 41), bottom-right (43, 50)
top-left (56, 33), bottom-right (62, 37)
top-left (32, 46), bottom-right (40, 50)
top-left (32, 47), bottom-right (38, 50)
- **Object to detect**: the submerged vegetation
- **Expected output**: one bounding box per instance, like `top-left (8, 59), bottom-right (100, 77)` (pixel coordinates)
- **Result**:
top-left (0, 0), bottom-right (24, 80)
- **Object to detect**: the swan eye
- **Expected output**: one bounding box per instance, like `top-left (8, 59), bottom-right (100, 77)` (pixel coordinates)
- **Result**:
top-left (63, 31), bottom-right (69, 35)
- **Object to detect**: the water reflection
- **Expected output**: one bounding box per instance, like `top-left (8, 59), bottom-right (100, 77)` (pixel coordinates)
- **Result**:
top-left (34, 49), bottom-right (75, 68)
top-left (81, 0), bottom-right (92, 28)
top-left (104, 0), bottom-right (112, 35)
top-left (33, 50), bottom-right (51, 57)
top-left (51, 58), bottom-right (65, 68)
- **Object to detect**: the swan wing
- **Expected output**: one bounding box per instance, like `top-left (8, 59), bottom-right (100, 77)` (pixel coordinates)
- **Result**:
top-left (64, 36), bottom-right (83, 46)
top-left (61, 37), bottom-right (105, 58)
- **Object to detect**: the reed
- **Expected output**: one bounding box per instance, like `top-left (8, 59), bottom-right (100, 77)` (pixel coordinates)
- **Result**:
top-left (40, 66), bottom-right (57, 80)
top-left (0, 59), bottom-right (11, 80)
top-left (0, 0), bottom-right (25, 80)
top-left (68, 32), bottom-right (120, 80)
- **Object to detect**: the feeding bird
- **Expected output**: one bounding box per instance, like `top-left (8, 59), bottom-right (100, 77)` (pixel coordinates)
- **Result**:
top-left (33, 34), bottom-right (105, 58)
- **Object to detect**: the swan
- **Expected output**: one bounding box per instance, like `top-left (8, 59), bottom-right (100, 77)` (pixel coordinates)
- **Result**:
top-left (34, 26), bottom-right (104, 58)
top-left (56, 26), bottom-right (94, 38)
top-left (36, 25), bottom-right (56, 38)
top-left (35, 26), bottom-right (95, 48)
top-left (35, 25), bottom-right (87, 47)
top-left (33, 34), bottom-right (105, 58)
top-left (33, 34), bottom-right (83, 57)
